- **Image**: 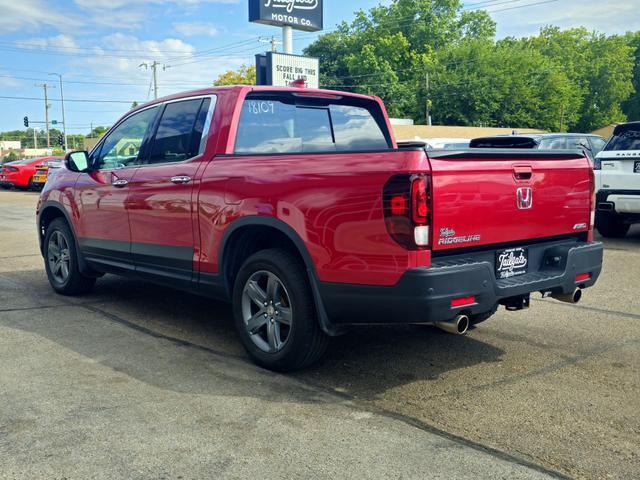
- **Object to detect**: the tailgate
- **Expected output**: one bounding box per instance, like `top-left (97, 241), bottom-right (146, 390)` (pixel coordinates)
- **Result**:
top-left (428, 149), bottom-right (592, 251)
top-left (599, 152), bottom-right (640, 190)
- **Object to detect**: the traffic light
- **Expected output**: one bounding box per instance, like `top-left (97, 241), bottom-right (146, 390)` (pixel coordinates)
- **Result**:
top-left (57, 134), bottom-right (64, 147)
top-left (23, 116), bottom-right (29, 127)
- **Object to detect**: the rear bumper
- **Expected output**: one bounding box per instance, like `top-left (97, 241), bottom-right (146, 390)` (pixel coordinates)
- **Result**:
top-left (319, 239), bottom-right (603, 325)
top-left (597, 189), bottom-right (640, 216)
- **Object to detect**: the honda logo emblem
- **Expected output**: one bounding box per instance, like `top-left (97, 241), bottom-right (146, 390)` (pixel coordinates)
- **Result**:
top-left (516, 187), bottom-right (533, 210)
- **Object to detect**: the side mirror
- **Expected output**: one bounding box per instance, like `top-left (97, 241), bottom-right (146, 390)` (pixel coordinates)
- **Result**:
top-left (65, 151), bottom-right (91, 172)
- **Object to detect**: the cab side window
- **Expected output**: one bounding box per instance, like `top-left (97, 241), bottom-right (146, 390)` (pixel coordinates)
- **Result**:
top-left (147, 98), bottom-right (211, 165)
top-left (94, 106), bottom-right (159, 170)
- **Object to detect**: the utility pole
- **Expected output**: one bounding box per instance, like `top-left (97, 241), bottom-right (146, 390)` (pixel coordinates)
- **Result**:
top-left (259, 36), bottom-right (281, 53)
top-left (33, 129), bottom-right (37, 149)
top-left (425, 72), bottom-right (432, 126)
top-left (35, 83), bottom-right (55, 148)
top-left (140, 61), bottom-right (166, 100)
top-left (49, 73), bottom-right (68, 151)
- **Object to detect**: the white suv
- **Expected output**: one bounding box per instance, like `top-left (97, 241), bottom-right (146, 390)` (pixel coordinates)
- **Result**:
top-left (595, 122), bottom-right (640, 238)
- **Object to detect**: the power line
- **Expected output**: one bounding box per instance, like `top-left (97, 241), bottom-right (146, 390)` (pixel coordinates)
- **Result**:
top-left (0, 95), bottom-right (136, 104)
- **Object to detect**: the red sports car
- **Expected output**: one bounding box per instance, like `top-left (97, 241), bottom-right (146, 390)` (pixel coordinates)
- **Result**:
top-left (0, 156), bottom-right (63, 190)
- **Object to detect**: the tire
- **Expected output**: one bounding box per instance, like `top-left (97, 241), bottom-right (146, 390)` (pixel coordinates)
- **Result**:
top-left (232, 248), bottom-right (329, 372)
top-left (596, 212), bottom-right (630, 238)
top-left (44, 218), bottom-right (96, 295)
top-left (27, 177), bottom-right (35, 191)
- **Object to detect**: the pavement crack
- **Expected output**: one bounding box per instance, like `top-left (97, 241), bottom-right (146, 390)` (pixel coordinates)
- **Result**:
top-left (533, 298), bottom-right (640, 321)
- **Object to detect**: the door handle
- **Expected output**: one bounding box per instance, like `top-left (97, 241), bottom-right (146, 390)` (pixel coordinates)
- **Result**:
top-left (513, 165), bottom-right (532, 181)
top-left (112, 179), bottom-right (129, 187)
top-left (170, 176), bottom-right (192, 184)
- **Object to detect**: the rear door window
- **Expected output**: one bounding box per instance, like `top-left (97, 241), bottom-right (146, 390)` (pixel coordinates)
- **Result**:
top-left (234, 95), bottom-right (390, 154)
top-left (147, 98), bottom-right (211, 165)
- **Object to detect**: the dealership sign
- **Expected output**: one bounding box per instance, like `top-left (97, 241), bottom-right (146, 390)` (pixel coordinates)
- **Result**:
top-left (256, 52), bottom-right (319, 89)
top-left (249, 0), bottom-right (323, 32)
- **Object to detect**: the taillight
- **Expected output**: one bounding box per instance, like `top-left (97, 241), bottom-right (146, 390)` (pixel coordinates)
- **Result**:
top-left (411, 175), bottom-right (429, 224)
top-left (383, 174), bottom-right (432, 249)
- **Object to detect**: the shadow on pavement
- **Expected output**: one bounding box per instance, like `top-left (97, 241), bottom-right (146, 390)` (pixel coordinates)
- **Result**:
top-left (2, 269), bottom-right (504, 403)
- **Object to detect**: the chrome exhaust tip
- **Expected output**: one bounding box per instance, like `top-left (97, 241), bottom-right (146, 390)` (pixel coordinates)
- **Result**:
top-left (435, 314), bottom-right (470, 335)
top-left (551, 288), bottom-right (582, 304)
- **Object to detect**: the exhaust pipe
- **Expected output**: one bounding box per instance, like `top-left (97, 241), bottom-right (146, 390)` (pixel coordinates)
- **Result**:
top-left (435, 314), bottom-right (470, 335)
top-left (551, 288), bottom-right (582, 304)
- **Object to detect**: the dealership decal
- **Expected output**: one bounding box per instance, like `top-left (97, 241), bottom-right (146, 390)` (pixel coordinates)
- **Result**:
top-left (496, 248), bottom-right (528, 279)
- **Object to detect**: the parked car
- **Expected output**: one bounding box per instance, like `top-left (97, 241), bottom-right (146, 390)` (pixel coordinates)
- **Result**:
top-left (31, 159), bottom-right (65, 190)
top-left (0, 156), bottom-right (63, 190)
top-left (37, 86), bottom-right (603, 371)
top-left (594, 121), bottom-right (640, 238)
top-left (469, 133), bottom-right (607, 163)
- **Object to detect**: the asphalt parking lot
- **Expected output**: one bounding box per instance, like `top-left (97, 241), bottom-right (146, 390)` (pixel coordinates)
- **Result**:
top-left (1, 190), bottom-right (638, 480)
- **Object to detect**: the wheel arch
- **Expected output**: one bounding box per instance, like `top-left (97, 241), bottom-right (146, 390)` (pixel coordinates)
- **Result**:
top-left (39, 201), bottom-right (95, 276)
top-left (219, 216), bottom-right (340, 336)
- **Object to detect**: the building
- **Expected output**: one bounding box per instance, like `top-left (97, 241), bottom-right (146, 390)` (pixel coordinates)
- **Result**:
top-left (391, 125), bottom-right (545, 142)
top-left (0, 141), bottom-right (21, 158)
top-left (591, 123), bottom-right (622, 141)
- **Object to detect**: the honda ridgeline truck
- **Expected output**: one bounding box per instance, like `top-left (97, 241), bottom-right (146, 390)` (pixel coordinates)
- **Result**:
top-left (37, 86), bottom-right (603, 371)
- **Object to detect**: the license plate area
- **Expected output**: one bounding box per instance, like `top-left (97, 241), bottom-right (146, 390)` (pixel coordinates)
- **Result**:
top-left (496, 247), bottom-right (528, 279)
top-left (634, 161), bottom-right (640, 173)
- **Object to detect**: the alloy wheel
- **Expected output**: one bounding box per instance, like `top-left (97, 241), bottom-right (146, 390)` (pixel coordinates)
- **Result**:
top-left (241, 270), bottom-right (293, 353)
top-left (47, 231), bottom-right (70, 284)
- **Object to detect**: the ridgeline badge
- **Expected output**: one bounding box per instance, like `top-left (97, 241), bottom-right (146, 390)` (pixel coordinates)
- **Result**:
top-left (249, 0), bottom-right (323, 32)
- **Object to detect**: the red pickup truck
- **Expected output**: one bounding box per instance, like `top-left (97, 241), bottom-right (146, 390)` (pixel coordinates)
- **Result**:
top-left (37, 86), bottom-right (603, 371)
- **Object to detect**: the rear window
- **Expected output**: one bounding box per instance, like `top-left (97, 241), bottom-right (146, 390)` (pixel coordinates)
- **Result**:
top-left (234, 94), bottom-right (390, 154)
top-left (604, 127), bottom-right (640, 151)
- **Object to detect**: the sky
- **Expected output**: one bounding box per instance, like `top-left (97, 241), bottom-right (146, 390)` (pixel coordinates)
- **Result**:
top-left (0, 0), bottom-right (639, 135)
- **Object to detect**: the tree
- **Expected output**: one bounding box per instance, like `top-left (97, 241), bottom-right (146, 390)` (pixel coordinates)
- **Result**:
top-left (89, 126), bottom-right (108, 138)
top-left (304, 0), bottom-right (496, 122)
top-left (526, 27), bottom-right (635, 131)
top-left (303, 1), bottom-right (638, 131)
top-left (213, 65), bottom-right (256, 86)
top-left (622, 32), bottom-right (640, 121)
top-left (2, 151), bottom-right (18, 164)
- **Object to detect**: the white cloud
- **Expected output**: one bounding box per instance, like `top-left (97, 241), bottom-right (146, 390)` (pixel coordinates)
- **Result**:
top-left (174, 22), bottom-right (219, 37)
top-left (0, 0), bottom-right (80, 32)
top-left (69, 33), bottom-right (247, 103)
top-left (15, 34), bottom-right (79, 51)
top-left (0, 75), bottom-right (22, 88)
